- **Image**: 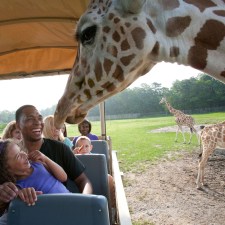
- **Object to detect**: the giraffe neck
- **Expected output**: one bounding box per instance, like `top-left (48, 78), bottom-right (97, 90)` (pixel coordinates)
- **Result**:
top-left (145, 0), bottom-right (225, 80)
top-left (165, 101), bottom-right (180, 116)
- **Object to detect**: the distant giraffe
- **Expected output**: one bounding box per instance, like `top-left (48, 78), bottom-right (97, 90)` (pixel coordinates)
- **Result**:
top-left (159, 97), bottom-right (198, 144)
top-left (53, 0), bottom-right (225, 128)
top-left (196, 121), bottom-right (225, 189)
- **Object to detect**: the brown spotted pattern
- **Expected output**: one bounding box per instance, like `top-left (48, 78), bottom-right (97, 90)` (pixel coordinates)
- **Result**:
top-left (107, 45), bottom-right (118, 58)
top-left (120, 54), bottom-right (135, 66)
top-left (166, 16), bottom-right (191, 37)
top-left (112, 31), bottom-right (121, 42)
top-left (146, 18), bottom-right (156, 34)
top-left (112, 65), bottom-right (124, 82)
top-left (170, 46), bottom-right (180, 58)
top-left (101, 82), bottom-right (116, 92)
top-left (197, 122), bottom-right (225, 189)
top-left (94, 59), bottom-right (103, 82)
top-left (188, 46), bottom-right (207, 70)
top-left (188, 19), bottom-right (225, 70)
top-left (214, 10), bottom-right (225, 17)
top-left (184, 0), bottom-right (216, 12)
top-left (161, 0), bottom-right (180, 10)
top-left (150, 42), bottom-right (160, 57)
top-left (195, 20), bottom-right (225, 50)
top-left (131, 27), bottom-right (146, 49)
top-left (103, 58), bottom-right (113, 73)
top-left (121, 39), bottom-right (130, 51)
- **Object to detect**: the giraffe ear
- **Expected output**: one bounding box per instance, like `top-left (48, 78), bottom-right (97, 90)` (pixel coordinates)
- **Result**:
top-left (116, 0), bottom-right (145, 14)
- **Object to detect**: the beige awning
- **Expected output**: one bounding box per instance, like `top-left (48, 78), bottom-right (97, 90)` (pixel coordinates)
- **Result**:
top-left (0, 0), bottom-right (89, 80)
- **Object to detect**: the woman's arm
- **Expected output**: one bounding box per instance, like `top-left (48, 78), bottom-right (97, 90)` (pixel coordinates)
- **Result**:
top-left (28, 151), bottom-right (67, 182)
top-left (44, 157), bottom-right (67, 182)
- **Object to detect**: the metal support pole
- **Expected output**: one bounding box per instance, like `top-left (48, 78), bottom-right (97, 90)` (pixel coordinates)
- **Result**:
top-left (99, 102), bottom-right (107, 140)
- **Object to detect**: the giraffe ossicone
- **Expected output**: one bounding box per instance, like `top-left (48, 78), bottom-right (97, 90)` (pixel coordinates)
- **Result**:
top-left (54, 0), bottom-right (225, 128)
top-left (159, 97), bottom-right (198, 144)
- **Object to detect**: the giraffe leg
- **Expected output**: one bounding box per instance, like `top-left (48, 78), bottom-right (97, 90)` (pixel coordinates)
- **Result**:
top-left (188, 132), bottom-right (192, 144)
top-left (188, 127), bottom-right (193, 144)
top-left (196, 145), bottom-right (215, 189)
top-left (193, 126), bottom-right (200, 145)
top-left (196, 158), bottom-right (206, 189)
top-left (196, 131), bottom-right (200, 146)
top-left (175, 126), bottom-right (180, 142)
top-left (179, 126), bottom-right (186, 144)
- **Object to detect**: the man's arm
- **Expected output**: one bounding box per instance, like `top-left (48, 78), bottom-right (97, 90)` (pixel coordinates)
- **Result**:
top-left (74, 172), bottom-right (93, 194)
top-left (0, 182), bottom-right (18, 214)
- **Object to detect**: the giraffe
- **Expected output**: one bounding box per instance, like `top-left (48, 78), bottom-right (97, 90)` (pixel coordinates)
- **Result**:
top-left (159, 97), bottom-right (198, 144)
top-left (196, 121), bottom-right (225, 189)
top-left (54, 0), bottom-right (225, 128)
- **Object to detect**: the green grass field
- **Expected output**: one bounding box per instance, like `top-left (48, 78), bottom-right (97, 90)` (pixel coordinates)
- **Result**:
top-left (1, 112), bottom-right (224, 173)
top-left (67, 112), bottom-right (225, 172)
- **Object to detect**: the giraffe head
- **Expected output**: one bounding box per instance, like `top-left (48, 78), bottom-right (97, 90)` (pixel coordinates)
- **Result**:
top-left (54, 0), bottom-right (225, 128)
top-left (54, 0), bottom-right (156, 128)
top-left (159, 97), bottom-right (167, 105)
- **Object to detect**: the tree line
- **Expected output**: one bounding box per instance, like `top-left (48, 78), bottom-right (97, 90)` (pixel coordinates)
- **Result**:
top-left (0, 74), bottom-right (225, 124)
top-left (89, 73), bottom-right (225, 117)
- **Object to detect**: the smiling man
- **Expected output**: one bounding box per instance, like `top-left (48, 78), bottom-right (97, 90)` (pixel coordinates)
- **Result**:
top-left (0, 105), bottom-right (92, 217)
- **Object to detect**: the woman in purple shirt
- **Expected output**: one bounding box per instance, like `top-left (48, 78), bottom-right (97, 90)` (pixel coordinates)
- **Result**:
top-left (72, 119), bottom-right (98, 146)
top-left (0, 139), bottom-right (69, 208)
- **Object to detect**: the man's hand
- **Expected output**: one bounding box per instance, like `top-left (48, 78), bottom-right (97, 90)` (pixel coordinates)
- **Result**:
top-left (0, 182), bottom-right (18, 203)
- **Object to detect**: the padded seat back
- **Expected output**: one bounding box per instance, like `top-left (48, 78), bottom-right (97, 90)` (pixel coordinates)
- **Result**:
top-left (8, 194), bottom-right (110, 225)
top-left (66, 154), bottom-right (112, 224)
top-left (91, 140), bottom-right (110, 172)
top-left (77, 154), bottom-right (109, 198)
top-left (66, 154), bottom-right (110, 200)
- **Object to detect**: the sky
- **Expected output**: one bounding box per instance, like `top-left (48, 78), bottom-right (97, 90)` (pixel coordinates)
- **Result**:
top-left (0, 62), bottom-right (201, 111)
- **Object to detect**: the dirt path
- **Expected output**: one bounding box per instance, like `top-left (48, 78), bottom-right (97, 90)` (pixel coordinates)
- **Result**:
top-left (124, 148), bottom-right (225, 225)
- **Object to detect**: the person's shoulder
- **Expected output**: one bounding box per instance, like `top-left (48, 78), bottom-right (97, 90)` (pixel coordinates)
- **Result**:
top-left (72, 136), bottom-right (79, 141)
top-left (65, 137), bottom-right (72, 142)
top-left (43, 138), bottom-right (69, 150)
top-left (88, 133), bottom-right (99, 140)
top-left (64, 137), bottom-right (73, 146)
top-left (44, 138), bottom-right (63, 145)
top-left (30, 161), bottom-right (43, 168)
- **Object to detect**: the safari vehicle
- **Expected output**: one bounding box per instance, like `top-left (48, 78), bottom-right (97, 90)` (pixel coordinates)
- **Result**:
top-left (0, 1), bottom-right (132, 224)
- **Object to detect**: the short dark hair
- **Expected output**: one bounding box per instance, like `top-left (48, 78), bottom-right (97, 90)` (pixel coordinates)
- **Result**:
top-left (78, 119), bottom-right (92, 133)
top-left (15, 105), bottom-right (35, 122)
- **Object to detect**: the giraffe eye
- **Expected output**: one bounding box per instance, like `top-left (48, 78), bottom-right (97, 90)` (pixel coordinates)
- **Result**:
top-left (80, 25), bottom-right (97, 46)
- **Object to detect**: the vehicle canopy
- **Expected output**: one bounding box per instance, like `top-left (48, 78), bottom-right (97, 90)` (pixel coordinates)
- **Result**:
top-left (0, 0), bottom-right (89, 80)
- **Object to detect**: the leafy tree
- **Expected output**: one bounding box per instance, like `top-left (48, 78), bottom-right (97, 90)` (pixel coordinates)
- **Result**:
top-left (0, 73), bottom-right (224, 124)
